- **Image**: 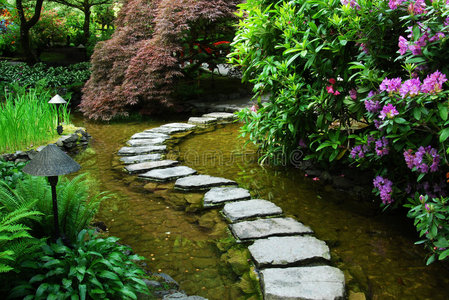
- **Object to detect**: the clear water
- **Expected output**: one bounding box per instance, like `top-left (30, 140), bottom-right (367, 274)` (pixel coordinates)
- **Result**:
top-left (72, 116), bottom-right (449, 299)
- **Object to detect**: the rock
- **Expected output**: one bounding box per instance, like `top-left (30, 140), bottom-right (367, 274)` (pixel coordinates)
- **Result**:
top-left (230, 217), bottom-right (313, 241)
top-left (148, 123), bottom-right (196, 134)
top-left (132, 132), bottom-right (170, 139)
top-left (125, 160), bottom-right (178, 174)
top-left (223, 248), bottom-right (250, 275)
top-left (143, 279), bottom-right (162, 289)
top-left (120, 153), bottom-right (162, 164)
top-left (156, 273), bottom-right (179, 287)
top-left (306, 169), bottom-right (322, 177)
top-left (248, 236), bottom-right (331, 268)
top-left (203, 187), bottom-right (251, 207)
top-left (127, 138), bottom-right (167, 146)
top-left (117, 145), bottom-right (166, 156)
top-left (261, 266), bottom-right (345, 300)
top-left (222, 199), bottom-right (283, 222)
top-left (349, 291), bottom-right (366, 300)
top-left (188, 117), bottom-right (217, 125)
top-left (138, 166), bottom-right (197, 182)
top-left (198, 210), bottom-right (220, 229)
top-left (175, 175), bottom-right (237, 191)
top-left (162, 292), bottom-right (207, 300)
top-left (332, 176), bottom-right (354, 190)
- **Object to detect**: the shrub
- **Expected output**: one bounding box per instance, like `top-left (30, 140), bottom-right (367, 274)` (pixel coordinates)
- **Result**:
top-left (10, 229), bottom-right (150, 299)
top-left (80, 0), bottom-right (238, 120)
top-left (0, 174), bottom-right (109, 243)
top-left (0, 160), bottom-right (26, 189)
top-left (230, 0), bottom-right (449, 261)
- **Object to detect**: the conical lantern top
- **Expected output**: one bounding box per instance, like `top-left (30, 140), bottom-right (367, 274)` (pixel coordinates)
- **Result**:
top-left (23, 144), bottom-right (80, 177)
top-left (48, 94), bottom-right (67, 104)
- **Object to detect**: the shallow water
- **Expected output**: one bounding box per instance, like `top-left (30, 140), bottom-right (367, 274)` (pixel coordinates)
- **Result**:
top-left (72, 116), bottom-right (449, 300)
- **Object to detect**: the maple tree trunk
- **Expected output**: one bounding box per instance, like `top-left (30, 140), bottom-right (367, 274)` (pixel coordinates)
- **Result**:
top-left (16, 0), bottom-right (44, 65)
top-left (82, 6), bottom-right (91, 45)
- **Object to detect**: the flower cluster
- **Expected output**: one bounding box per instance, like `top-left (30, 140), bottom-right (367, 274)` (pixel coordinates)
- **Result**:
top-left (421, 71), bottom-right (447, 94)
top-left (379, 103), bottom-right (399, 120)
top-left (388, 0), bottom-right (406, 10)
top-left (326, 78), bottom-right (340, 95)
top-left (398, 28), bottom-right (445, 56)
top-left (403, 146), bottom-right (440, 173)
top-left (373, 176), bottom-right (394, 204)
top-left (350, 144), bottom-right (368, 159)
top-left (400, 78), bottom-right (421, 98)
top-left (380, 77), bottom-right (401, 93)
top-left (350, 136), bottom-right (389, 159)
top-left (375, 137), bottom-right (389, 156)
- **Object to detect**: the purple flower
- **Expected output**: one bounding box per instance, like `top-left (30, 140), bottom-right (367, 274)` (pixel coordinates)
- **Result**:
top-left (350, 144), bottom-right (368, 159)
top-left (379, 103), bottom-right (399, 120)
top-left (400, 78), bottom-right (421, 98)
top-left (349, 89), bottom-right (357, 100)
top-left (398, 36), bottom-right (408, 55)
top-left (403, 146), bottom-right (440, 173)
top-left (408, 0), bottom-right (426, 15)
top-left (373, 176), bottom-right (394, 204)
top-left (380, 77), bottom-right (402, 93)
top-left (421, 70), bottom-right (447, 94)
top-left (389, 0), bottom-right (405, 9)
top-left (365, 99), bottom-right (381, 113)
top-left (375, 137), bottom-right (389, 157)
top-left (374, 119), bottom-right (383, 129)
top-left (429, 32), bottom-right (445, 43)
top-left (298, 139), bottom-right (307, 148)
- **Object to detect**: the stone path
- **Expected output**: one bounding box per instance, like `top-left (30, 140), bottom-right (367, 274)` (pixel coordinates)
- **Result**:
top-left (117, 113), bottom-right (346, 300)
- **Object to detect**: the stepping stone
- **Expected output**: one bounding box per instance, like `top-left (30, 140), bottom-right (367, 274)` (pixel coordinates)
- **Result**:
top-left (175, 175), bottom-right (236, 191)
top-left (120, 153), bottom-right (162, 164)
top-left (131, 132), bottom-right (170, 139)
top-left (203, 187), bottom-right (251, 207)
top-left (127, 138), bottom-right (166, 146)
top-left (138, 166), bottom-right (197, 182)
top-left (188, 117), bottom-right (217, 125)
top-left (223, 199), bottom-right (282, 222)
top-left (260, 266), bottom-right (345, 300)
top-left (118, 145), bottom-right (166, 156)
top-left (162, 123), bottom-right (197, 129)
top-left (148, 123), bottom-right (196, 135)
top-left (202, 112), bottom-right (237, 121)
top-left (248, 236), bottom-right (331, 268)
top-left (125, 160), bottom-right (178, 174)
top-left (230, 217), bottom-right (313, 241)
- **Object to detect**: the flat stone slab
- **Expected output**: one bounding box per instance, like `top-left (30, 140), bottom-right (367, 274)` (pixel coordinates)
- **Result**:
top-left (126, 138), bottom-right (167, 146)
top-left (202, 112), bottom-right (237, 121)
top-left (230, 217), bottom-right (313, 241)
top-left (223, 199), bottom-right (283, 222)
top-left (125, 160), bottom-right (178, 174)
top-left (261, 266), bottom-right (345, 300)
top-left (188, 117), bottom-right (217, 125)
top-left (120, 153), bottom-right (162, 164)
top-left (203, 187), bottom-right (251, 207)
top-left (131, 132), bottom-right (170, 139)
top-left (147, 123), bottom-right (196, 134)
top-left (118, 145), bottom-right (166, 156)
top-left (138, 166), bottom-right (197, 182)
top-left (248, 236), bottom-right (330, 268)
top-left (175, 175), bottom-right (236, 191)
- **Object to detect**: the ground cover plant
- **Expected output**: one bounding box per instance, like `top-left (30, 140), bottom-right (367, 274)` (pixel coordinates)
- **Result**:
top-left (230, 0), bottom-right (449, 263)
top-left (80, 0), bottom-right (239, 120)
top-left (0, 82), bottom-right (71, 153)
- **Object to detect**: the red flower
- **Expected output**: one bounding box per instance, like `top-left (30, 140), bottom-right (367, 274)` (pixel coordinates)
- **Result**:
top-left (328, 78), bottom-right (336, 85)
top-left (326, 85), bottom-right (335, 94)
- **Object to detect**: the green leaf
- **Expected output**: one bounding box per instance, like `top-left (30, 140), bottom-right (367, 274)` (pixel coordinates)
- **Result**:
top-left (439, 249), bottom-right (449, 260)
top-left (426, 254), bottom-right (436, 265)
top-left (79, 284), bottom-right (87, 300)
top-left (439, 128), bottom-right (449, 142)
top-left (413, 107), bottom-right (421, 120)
top-left (99, 270), bottom-right (120, 281)
top-left (438, 103), bottom-right (448, 121)
top-left (394, 117), bottom-right (407, 124)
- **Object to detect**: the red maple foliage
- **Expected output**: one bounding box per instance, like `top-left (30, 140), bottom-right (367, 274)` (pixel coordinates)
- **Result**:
top-left (80, 0), bottom-right (238, 120)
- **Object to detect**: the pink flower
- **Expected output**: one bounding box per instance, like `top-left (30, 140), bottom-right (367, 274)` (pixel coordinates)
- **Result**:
top-left (326, 85), bottom-right (335, 94)
top-left (398, 36), bottom-right (408, 55)
top-left (312, 177), bottom-right (320, 181)
top-left (421, 70), bottom-right (447, 94)
top-left (400, 78), bottom-right (421, 98)
top-left (334, 90), bottom-right (340, 96)
top-left (349, 89), bottom-right (357, 100)
top-left (379, 103), bottom-right (399, 120)
top-left (328, 78), bottom-right (336, 85)
top-left (250, 104), bottom-right (259, 112)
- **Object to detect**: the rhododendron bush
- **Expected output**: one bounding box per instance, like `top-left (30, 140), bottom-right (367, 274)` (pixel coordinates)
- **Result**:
top-left (80, 0), bottom-right (238, 120)
top-left (230, 0), bottom-right (449, 263)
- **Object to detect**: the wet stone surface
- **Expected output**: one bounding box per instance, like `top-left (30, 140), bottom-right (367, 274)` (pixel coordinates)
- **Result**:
top-left (131, 132), bottom-right (170, 139)
top-left (202, 112), bottom-right (237, 121)
top-left (203, 187), bottom-right (251, 207)
top-left (175, 175), bottom-right (237, 191)
top-left (138, 166), bottom-right (197, 182)
top-left (125, 160), bottom-right (179, 174)
top-left (230, 217), bottom-right (313, 241)
top-left (118, 145), bottom-right (167, 156)
top-left (222, 199), bottom-right (283, 222)
top-left (127, 138), bottom-right (167, 146)
top-left (120, 153), bottom-right (162, 164)
top-left (188, 117), bottom-right (217, 125)
top-left (248, 236), bottom-right (331, 268)
top-left (261, 266), bottom-right (345, 300)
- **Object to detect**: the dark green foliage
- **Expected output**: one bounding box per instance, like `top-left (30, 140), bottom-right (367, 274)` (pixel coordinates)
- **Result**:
top-left (0, 160), bottom-right (26, 189)
top-left (0, 61), bottom-right (91, 90)
top-left (10, 229), bottom-right (150, 299)
top-left (0, 205), bottom-right (44, 274)
top-left (0, 174), bottom-right (110, 243)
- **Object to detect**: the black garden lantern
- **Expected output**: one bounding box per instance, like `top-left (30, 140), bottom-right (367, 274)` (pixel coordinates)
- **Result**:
top-left (48, 94), bottom-right (67, 135)
top-left (23, 144), bottom-right (80, 240)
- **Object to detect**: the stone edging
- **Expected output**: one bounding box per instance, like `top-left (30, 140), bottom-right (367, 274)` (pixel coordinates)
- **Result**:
top-left (117, 114), bottom-right (346, 300)
top-left (0, 128), bottom-right (91, 163)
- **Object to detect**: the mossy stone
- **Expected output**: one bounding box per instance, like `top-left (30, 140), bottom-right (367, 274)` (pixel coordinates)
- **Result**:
top-left (198, 210), bottom-right (220, 229)
top-left (224, 248), bottom-right (250, 276)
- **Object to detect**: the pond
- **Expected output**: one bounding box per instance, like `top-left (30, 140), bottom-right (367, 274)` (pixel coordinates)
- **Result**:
top-left (72, 115), bottom-right (449, 299)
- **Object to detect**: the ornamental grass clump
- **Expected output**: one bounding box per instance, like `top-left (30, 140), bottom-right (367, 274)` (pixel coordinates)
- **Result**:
top-left (0, 83), bottom-right (71, 153)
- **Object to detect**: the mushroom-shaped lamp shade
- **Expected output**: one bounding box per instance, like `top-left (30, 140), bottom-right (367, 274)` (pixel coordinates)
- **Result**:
top-left (23, 144), bottom-right (80, 177)
top-left (48, 94), bottom-right (67, 105)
